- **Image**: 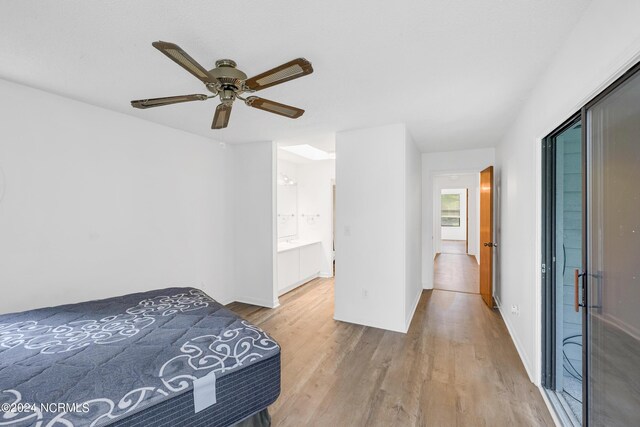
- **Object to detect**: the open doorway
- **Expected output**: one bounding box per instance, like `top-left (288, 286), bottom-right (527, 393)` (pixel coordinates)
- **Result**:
top-left (274, 135), bottom-right (336, 298)
top-left (433, 174), bottom-right (481, 294)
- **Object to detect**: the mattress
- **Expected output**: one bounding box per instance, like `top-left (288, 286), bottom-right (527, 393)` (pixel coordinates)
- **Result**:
top-left (0, 287), bottom-right (281, 426)
top-left (111, 354), bottom-right (280, 427)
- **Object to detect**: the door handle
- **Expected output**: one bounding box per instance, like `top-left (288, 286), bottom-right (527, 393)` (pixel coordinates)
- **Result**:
top-left (574, 269), bottom-right (585, 312)
top-left (483, 242), bottom-right (498, 247)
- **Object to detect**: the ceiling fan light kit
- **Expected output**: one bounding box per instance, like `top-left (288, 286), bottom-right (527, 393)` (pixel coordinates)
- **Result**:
top-left (131, 41), bottom-right (314, 129)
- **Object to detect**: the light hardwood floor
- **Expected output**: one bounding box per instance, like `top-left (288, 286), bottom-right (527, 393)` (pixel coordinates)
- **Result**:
top-left (440, 240), bottom-right (467, 254)
top-left (434, 252), bottom-right (480, 294)
top-left (228, 279), bottom-right (553, 426)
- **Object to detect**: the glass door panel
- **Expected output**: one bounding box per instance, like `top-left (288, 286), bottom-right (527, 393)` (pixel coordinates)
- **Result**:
top-left (586, 68), bottom-right (640, 426)
top-left (542, 117), bottom-right (584, 425)
top-left (555, 122), bottom-right (584, 423)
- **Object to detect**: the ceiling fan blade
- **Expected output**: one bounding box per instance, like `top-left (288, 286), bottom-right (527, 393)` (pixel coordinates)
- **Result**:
top-left (244, 58), bottom-right (313, 91)
top-left (131, 94), bottom-right (208, 109)
top-left (152, 41), bottom-right (214, 83)
top-left (245, 96), bottom-right (304, 119)
top-left (212, 103), bottom-right (232, 129)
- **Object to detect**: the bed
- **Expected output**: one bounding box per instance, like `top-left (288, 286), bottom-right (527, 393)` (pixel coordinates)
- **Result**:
top-left (0, 287), bottom-right (281, 427)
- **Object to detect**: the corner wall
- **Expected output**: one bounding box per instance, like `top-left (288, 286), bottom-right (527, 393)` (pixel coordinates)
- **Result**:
top-left (335, 123), bottom-right (421, 333)
top-left (232, 142), bottom-right (277, 308)
top-left (405, 130), bottom-right (422, 329)
top-left (495, 0), bottom-right (640, 382)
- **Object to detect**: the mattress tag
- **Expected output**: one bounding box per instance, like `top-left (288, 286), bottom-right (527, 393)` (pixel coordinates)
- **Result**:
top-left (193, 371), bottom-right (217, 413)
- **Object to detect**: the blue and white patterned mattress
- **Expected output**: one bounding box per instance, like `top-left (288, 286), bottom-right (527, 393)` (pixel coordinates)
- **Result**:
top-left (0, 287), bottom-right (281, 426)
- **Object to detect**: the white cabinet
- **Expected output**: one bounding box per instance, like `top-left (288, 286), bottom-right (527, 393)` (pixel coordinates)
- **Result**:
top-left (277, 241), bottom-right (322, 295)
top-left (277, 249), bottom-right (299, 294)
top-left (299, 243), bottom-right (322, 280)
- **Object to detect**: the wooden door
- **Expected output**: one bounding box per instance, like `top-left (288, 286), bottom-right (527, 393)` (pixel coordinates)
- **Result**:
top-left (479, 166), bottom-right (494, 307)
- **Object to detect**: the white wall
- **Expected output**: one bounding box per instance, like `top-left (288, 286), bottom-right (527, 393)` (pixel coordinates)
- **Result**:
top-left (495, 0), bottom-right (640, 382)
top-left (335, 123), bottom-right (421, 333)
top-left (421, 148), bottom-right (494, 288)
top-left (276, 159), bottom-right (299, 240)
top-left (405, 131), bottom-right (422, 329)
top-left (440, 188), bottom-right (467, 241)
top-left (0, 79), bottom-right (236, 313)
top-left (232, 142), bottom-right (277, 308)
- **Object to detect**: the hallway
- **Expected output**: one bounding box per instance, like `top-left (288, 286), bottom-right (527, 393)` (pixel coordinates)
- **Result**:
top-left (440, 240), bottom-right (467, 254)
top-left (434, 251), bottom-right (480, 294)
top-left (228, 278), bottom-right (552, 426)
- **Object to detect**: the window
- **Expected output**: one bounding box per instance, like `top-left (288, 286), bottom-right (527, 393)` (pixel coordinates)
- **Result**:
top-left (441, 193), bottom-right (461, 227)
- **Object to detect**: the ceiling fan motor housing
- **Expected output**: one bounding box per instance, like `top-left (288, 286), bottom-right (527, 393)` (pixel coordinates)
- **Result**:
top-left (208, 59), bottom-right (248, 93)
top-left (219, 88), bottom-right (236, 105)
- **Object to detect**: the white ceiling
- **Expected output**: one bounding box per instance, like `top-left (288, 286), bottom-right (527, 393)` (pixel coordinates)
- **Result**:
top-left (0, 0), bottom-right (591, 152)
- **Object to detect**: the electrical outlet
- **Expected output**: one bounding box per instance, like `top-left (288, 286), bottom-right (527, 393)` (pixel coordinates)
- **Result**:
top-left (511, 305), bottom-right (520, 316)
top-left (362, 288), bottom-right (368, 298)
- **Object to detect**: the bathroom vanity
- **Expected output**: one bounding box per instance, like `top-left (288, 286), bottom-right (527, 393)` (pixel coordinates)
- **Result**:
top-left (277, 240), bottom-right (324, 295)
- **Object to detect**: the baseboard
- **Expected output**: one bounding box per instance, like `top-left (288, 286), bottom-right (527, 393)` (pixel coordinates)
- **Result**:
top-left (233, 295), bottom-right (278, 308)
top-left (404, 288), bottom-right (422, 332)
top-left (333, 313), bottom-right (406, 334)
top-left (422, 281), bottom-right (434, 290)
top-left (217, 296), bottom-right (235, 306)
top-left (278, 273), bottom-right (319, 296)
top-left (495, 296), bottom-right (535, 383)
top-left (319, 272), bottom-right (333, 278)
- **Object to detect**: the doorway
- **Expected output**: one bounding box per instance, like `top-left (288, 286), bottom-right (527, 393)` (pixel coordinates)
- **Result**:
top-left (275, 139), bottom-right (336, 297)
top-left (440, 188), bottom-right (468, 254)
top-left (433, 174), bottom-right (484, 295)
top-left (542, 61), bottom-right (640, 426)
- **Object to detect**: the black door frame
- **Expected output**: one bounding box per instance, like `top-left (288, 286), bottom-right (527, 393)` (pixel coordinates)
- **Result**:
top-left (541, 112), bottom-right (581, 391)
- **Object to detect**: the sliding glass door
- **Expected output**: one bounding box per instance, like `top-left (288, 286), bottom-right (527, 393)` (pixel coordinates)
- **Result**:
top-left (543, 62), bottom-right (640, 426)
top-left (585, 65), bottom-right (640, 426)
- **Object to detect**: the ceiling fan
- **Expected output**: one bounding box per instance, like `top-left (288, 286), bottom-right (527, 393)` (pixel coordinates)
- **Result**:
top-left (131, 41), bottom-right (314, 129)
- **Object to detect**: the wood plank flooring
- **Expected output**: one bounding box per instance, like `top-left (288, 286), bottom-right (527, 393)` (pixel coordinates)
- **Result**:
top-left (440, 240), bottom-right (467, 254)
top-left (434, 252), bottom-right (480, 294)
top-left (228, 279), bottom-right (553, 426)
